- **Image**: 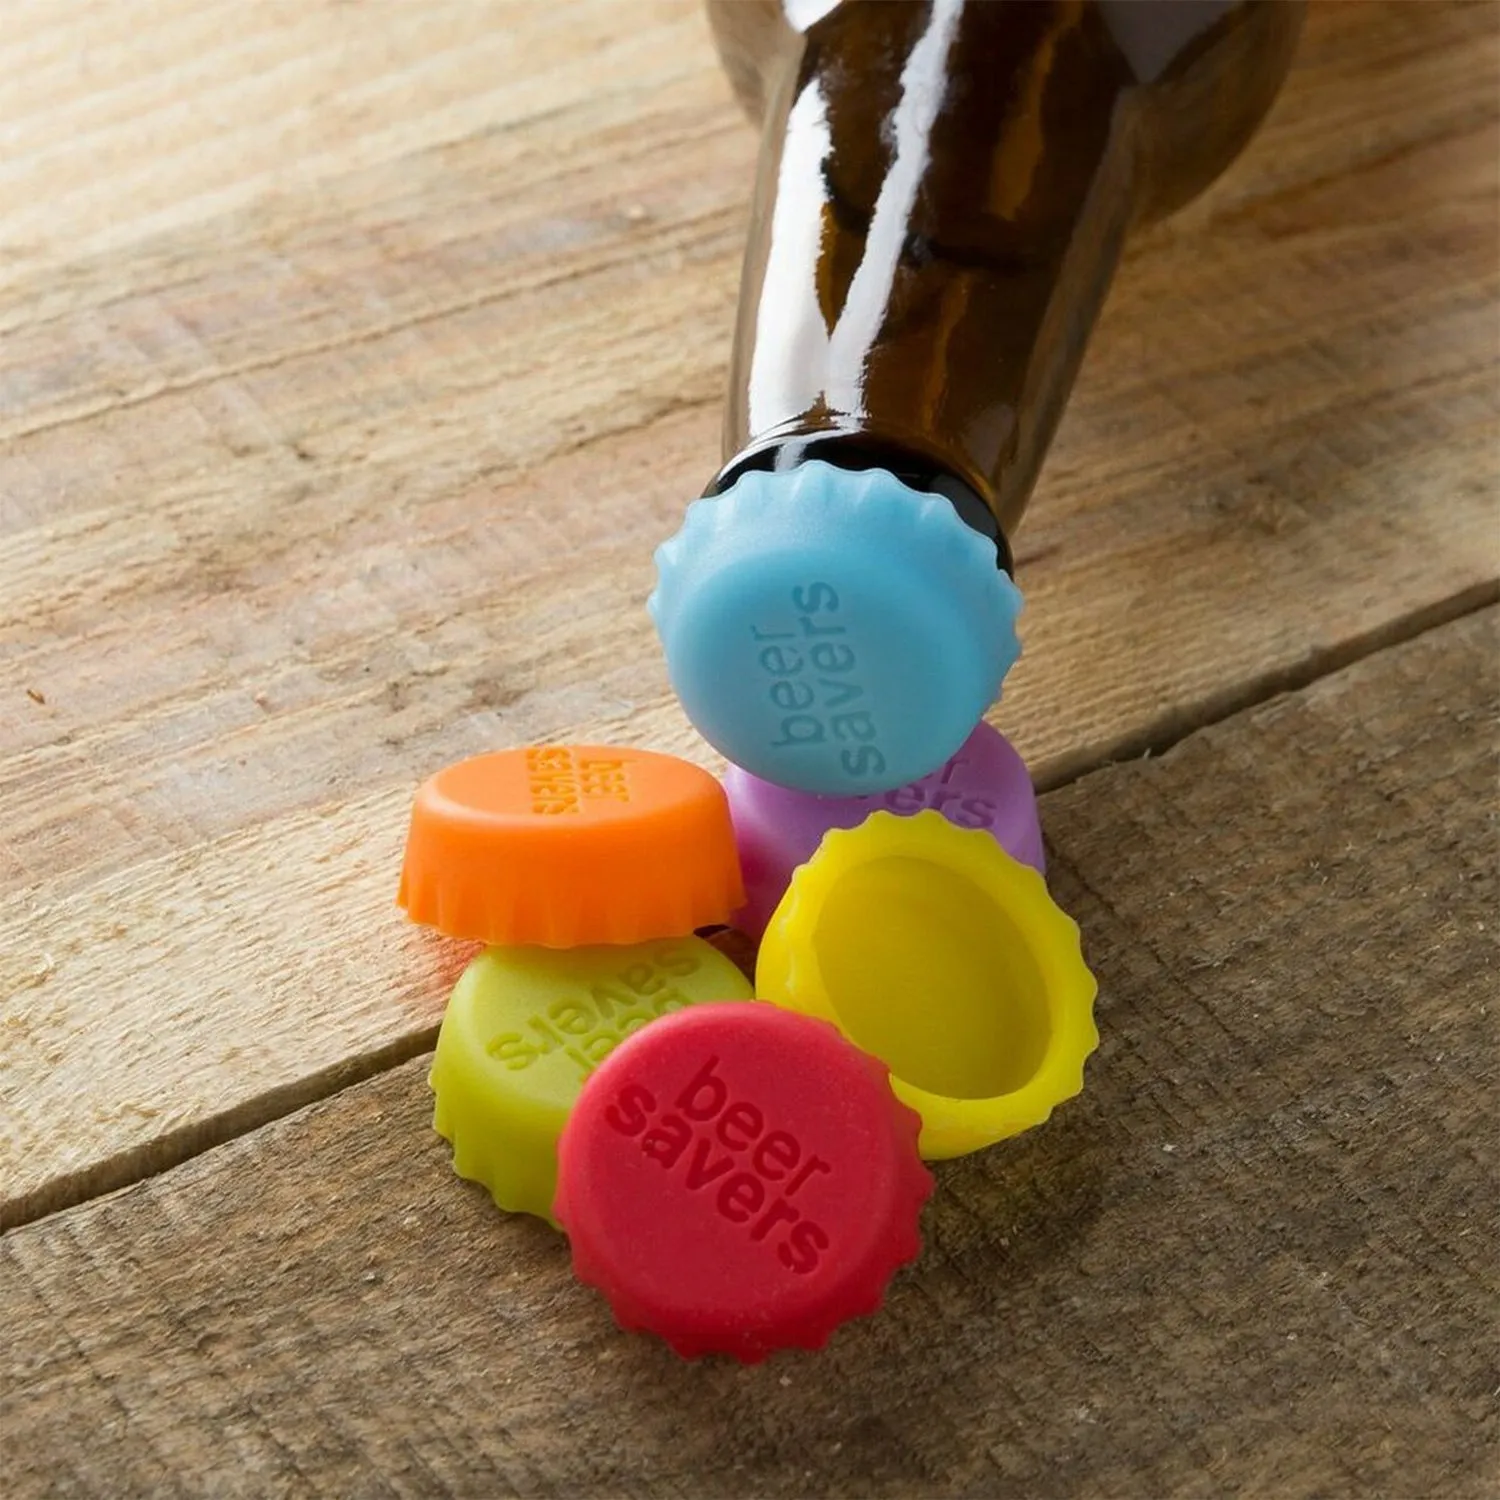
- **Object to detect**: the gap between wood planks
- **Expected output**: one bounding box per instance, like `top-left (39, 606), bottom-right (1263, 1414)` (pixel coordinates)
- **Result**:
top-left (3, 582), bottom-right (1493, 1238)
top-left (1034, 577), bottom-right (1500, 792)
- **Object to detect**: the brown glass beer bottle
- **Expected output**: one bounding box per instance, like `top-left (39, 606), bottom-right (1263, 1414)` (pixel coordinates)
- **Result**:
top-left (651, 0), bottom-right (1303, 795)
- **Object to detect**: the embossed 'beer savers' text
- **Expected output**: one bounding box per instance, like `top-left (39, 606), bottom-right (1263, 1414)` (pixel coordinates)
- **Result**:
top-left (524, 747), bottom-right (632, 815)
top-left (603, 1054), bottom-right (834, 1274)
top-left (484, 944), bottom-right (704, 1084)
top-left (752, 584), bottom-right (885, 781)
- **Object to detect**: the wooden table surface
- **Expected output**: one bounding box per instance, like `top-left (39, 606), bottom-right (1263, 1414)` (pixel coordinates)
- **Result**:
top-left (1, 2), bottom-right (1496, 1495)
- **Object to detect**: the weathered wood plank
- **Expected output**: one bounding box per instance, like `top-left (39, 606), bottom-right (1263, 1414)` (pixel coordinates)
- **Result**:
top-left (2, 1), bottom-right (1497, 1226)
top-left (1, 610), bottom-right (1494, 1499)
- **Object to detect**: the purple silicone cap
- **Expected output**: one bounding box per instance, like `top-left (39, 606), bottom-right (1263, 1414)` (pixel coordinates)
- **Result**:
top-left (724, 719), bottom-right (1046, 940)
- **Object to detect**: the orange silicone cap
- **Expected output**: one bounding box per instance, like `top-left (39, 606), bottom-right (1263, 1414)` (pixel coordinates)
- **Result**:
top-left (398, 745), bottom-right (746, 948)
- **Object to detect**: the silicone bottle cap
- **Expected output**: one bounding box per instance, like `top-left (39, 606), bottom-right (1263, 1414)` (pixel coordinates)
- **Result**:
top-left (650, 461), bottom-right (1023, 796)
top-left (724, 719), bottom-right (1045, 940)
top-left (756, 810), bottom-right (1098, 1160)
top-left (430, 936), bottom-right (754, 1225)
top-left (554, 1002), bottom-right (932, 1362)
top-left (398, 745), bottom-right (745, 948)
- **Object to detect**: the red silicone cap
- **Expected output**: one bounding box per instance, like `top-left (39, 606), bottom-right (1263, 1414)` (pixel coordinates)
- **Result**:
top-left (553, 1002), bottom-right (932, 1363)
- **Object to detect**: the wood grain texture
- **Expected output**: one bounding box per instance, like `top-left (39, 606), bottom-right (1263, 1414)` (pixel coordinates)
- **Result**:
top-left (2, 1), bottom-right (1497, 1227)
top-left (2, 610), bottom-right (1495, 1499)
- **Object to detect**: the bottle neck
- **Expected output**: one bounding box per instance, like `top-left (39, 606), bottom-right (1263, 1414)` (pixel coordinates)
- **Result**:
top-left (708, 430), bottom-right (1013, 574)
top-left (720, 0), bottom-right (1144, 547)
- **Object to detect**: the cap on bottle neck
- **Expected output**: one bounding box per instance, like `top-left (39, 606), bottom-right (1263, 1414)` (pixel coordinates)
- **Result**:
top-left (649, 461), bottom-right (1023, 796)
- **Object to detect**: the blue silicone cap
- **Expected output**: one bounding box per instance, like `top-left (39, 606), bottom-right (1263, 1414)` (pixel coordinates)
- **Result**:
top-left (649, 461), bottom-right (1024, 796)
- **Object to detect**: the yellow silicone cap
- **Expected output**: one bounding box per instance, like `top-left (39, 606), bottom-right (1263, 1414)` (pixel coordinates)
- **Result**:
top-left (430, 935), bottom-right (754, 1225)
top-left (756, 810), bottom-right (1098, 1159)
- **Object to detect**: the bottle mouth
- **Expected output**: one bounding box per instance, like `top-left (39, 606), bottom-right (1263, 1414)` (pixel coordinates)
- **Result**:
top-left (650, 462), bottom-right (1023, 796)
